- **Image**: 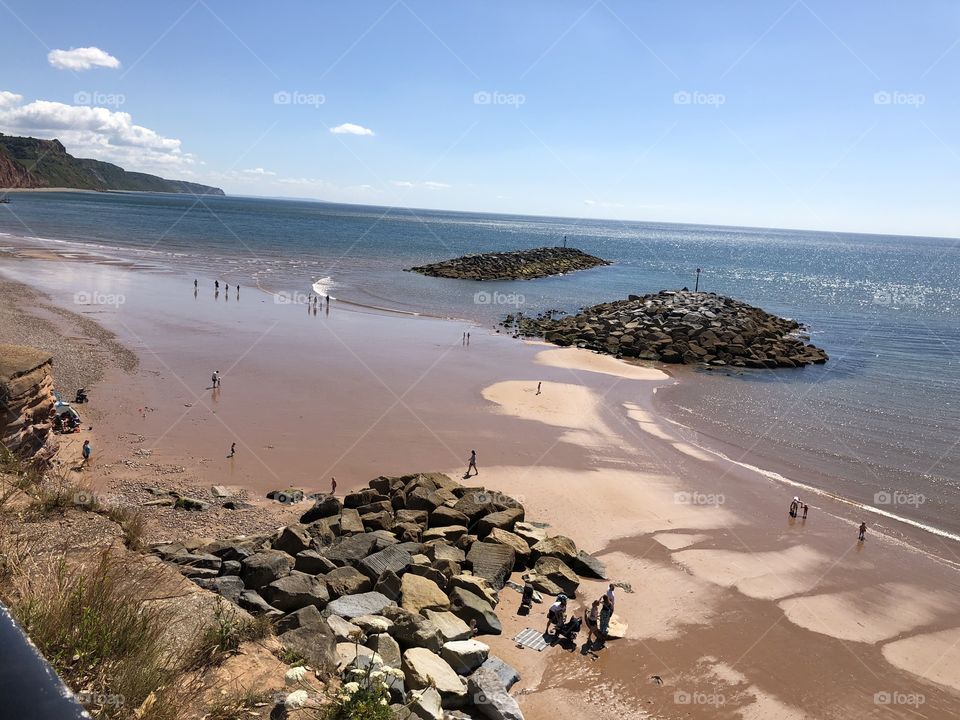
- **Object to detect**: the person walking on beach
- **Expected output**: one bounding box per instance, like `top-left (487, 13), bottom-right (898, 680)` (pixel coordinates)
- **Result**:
top-left (584, 599), bottom-right (600, 645)
top-left (331, 477), bottom-right (337, 496)
top-left (462, 332), bottom-right (466, 346)
top-left (466, 332), bottom-right (471, 345)
top-left (215, 280), bottom-right (219, 291)
top-left (802, 504), bottom-right (809, 519)
top-left (859, 522), bottom-right (867, 541)
top-left (227, 442), bottom-right (236, 458)
top-left (81, 440), bottom-right (91, 466)
top-left (194, 279), bottom-right (198, 289)
top-left (466, 450), bottom-right (478, 477)
top-left (536, 381), bottom-right (542, 395)
top-left (598, 594), bottom-right (613, 645)
top-left (211, 370), bottom-right (219, 389)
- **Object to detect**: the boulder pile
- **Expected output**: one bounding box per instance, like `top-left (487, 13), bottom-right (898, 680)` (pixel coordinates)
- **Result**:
top-left (154, 471), bottom-right (607, 719)
top-left (407, 246), bottom-right (610, 281)
top-left (504, 290), bottom-right (828, 368)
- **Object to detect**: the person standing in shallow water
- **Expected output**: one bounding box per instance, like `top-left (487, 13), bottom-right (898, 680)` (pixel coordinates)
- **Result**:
top-left (859, 522), bottom-right (867, 541)
top-left (466, 450), bottom-right (478, 477)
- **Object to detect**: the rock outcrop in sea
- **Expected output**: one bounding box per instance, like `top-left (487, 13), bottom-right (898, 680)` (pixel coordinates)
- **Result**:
top-left (155, 471), bottom-right (609, 718)
top-left (503, 290), bottom-right (829, 368)
top-left (0, 345), bottom-right (58, 461)
top-left (407, 246), bottom-right (610, 281)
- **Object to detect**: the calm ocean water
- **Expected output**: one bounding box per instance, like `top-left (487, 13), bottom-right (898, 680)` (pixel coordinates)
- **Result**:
top-left (2, 192), bottom-right (958, 536)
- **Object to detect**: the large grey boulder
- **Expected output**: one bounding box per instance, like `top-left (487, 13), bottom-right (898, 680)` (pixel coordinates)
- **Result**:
top-left (357, 545), bottom-right (412, 582)
top-left (476, 507), bottom-right (524, 537)
top-left (366, 632), bottom-right (402, 668)
top-left (441, 639), bottom-right (489, 674)
top-left (262, 572), bottom-right (329, 611)
top-left (299, 493), bottom-right (342, 523)
top-left (486, 529), bottom-right (531, 569)
top-left (531, 556), bottom-right (579, 598)
top-left (467, 541), bottom-right (516, 590)
top-left (423, 610), bottom-right (472, 643)
top-left (429, 506), bottom-right (470, 528)
top-left (272, 523), bottom-right (312, 556)
top-left (449, 574), bottom-right (499, 607)
top-left (479, 656), bottom-right (520, 691)
top-left (327, 614), bottom-right (364, 642)
top-left (382, 606), bottom-right (443, 653)
top-left (374, 569), bottom-right (402, 602)
top-left (468, 666), bottom-right (523, 720)
top-left (530, 535), bottom-right (578, 566)
top-left (449, 587), bottom-right (501, 635)
top-left (402, 647), bottom-right (468, 708)
top-left (294, 549), bottom-right (337, 575)
top-left (324, 566), bottom-right (372, 598)
top-left (422, 525), bottom-right (468, 543)
top-left (240, 550), bottom-right (294, 589)
top-left (277, 612), bottom-right (337, 670)
top-left (193, 575), bottom-right (244, 604)
top-left (424, 541), bottom-right (465, 565)
top-left (238, 589), bottom-right (281, 616)
top-left (321, 534), bottom-right (378, 567)
top-left (570, 550), bottom-right (607, 579)
top-left (326, 591), bottom-right (396, 619)
top-left (512, 522), bottom-right (547, 547)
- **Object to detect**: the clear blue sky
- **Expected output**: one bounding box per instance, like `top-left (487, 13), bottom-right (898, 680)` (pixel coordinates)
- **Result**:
top-left (2, 1), bottom-right (959, 236)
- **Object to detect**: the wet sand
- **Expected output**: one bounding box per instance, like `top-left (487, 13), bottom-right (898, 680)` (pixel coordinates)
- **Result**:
top-left (2, 247), bottom-right (960, 719)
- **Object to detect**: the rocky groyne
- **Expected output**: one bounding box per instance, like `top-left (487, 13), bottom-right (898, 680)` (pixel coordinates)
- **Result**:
top-left (504, 290), bottom-right (828, 368)
top-left (154, 471), bottom-right (609, 719)
top-left (0, 345), bottom-right (58, 461)
top-left (408, 247), bottom-right (610, 281)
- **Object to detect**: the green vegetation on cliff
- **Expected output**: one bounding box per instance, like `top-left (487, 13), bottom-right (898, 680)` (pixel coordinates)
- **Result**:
top-left (0, 134), bottom-right (224, 195)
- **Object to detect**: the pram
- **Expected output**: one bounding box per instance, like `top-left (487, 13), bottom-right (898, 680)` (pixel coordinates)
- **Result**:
top-left (553, 616), bottom-right (582, 643)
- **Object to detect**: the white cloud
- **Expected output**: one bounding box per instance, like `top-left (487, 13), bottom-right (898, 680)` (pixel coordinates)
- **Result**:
top-left (330, 122), bottom-right (374, 136)
top-left (391, 180), bottom-right (450, 190)
top-left (0, 95), bottom-right (191, 173)
top-left (391, 180), bottom-right (415, 188)
top-left (423, 181), bottom-right (450, 189)
top-left (48, 47), bottom-right (121, 71)
top-left (242, 167), bottom-right (276, 176)
top-left (584, 199), bottom-right (625, 209)
top-left (0, 91), bottom-right (23, 110)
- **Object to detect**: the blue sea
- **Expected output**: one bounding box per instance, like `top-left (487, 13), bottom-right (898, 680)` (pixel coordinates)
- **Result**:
top-left (1, 191), bottom-right (958, 537)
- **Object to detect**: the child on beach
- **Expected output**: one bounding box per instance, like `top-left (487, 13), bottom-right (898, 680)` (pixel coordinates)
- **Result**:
top-left (81, 440), bottom-right (91, 465)
top-left (859, 522), bottom-right (867, 541)
top-left (584, 599), bottom-right (600, 644)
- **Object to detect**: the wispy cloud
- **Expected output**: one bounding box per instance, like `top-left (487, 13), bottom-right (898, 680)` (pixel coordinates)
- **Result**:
top-left (392, 179), bottom-right (450, 190)
top-left (48, 47), bottom-right (121, 71)
top-left (242, 167), bottom-right (276, 176)
top-left (330, 122), bottom-right (374, 136)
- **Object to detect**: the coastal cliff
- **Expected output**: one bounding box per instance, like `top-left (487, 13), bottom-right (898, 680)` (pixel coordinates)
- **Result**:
top-left (0, 134), bottom-right (224, 195)
top-left (408, 246), bottom-right (610, 281)
top-left (0, 345), bottom-right (58, 462)
top-left (505, 290), bottom-right (829, 368)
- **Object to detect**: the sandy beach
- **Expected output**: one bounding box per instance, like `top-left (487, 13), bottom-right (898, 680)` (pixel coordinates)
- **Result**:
top-left (2, 245), bottom-right (960, 719)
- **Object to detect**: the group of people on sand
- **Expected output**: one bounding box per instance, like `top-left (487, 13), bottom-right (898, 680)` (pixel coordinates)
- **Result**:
top-left (543, 583), bottom-right (618, 650)
top-left (789, 495), bottom-right (869, 542)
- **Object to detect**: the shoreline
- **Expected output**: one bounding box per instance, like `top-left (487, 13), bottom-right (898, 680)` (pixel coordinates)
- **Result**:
top-left (2, 250), bottom-right (960, 717)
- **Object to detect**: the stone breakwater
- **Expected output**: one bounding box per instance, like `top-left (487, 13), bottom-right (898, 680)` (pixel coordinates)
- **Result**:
top-left (154, 472), bottom-right (608, 718)
top-left (504, 290), bottom-right (829, 368)
top-left (407, 246), bottom-right (610, 281)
